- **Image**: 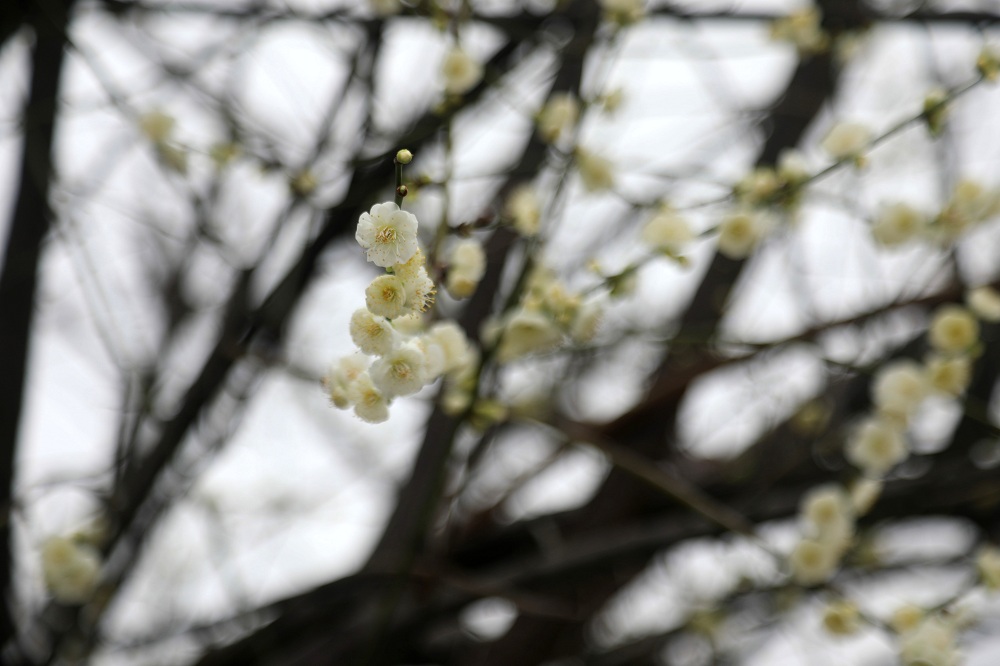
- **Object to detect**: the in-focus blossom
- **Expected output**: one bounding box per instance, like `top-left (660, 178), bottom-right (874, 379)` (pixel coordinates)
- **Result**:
top-left (356, 202), bottom-right (419, 267)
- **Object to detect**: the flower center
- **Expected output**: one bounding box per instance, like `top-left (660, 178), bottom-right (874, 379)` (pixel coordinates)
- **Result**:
top-left (391, 362), bottom-right (411, 379)
top-left (375, 226), bottom-right (397, 244)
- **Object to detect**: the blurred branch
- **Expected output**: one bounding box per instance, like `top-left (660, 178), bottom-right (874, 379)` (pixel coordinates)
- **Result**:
top-left (0, 0), bottom-right (76, 657)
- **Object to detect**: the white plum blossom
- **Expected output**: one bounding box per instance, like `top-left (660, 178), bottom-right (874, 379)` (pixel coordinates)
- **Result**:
top-left (871, 359), bottom-right (929, 423)
top-left (899, 616), bottom-right (960, 666)
top-left (348, 371), bottom-right (391, 423)
top-left (370, 343), bottom-right (428, 397)
top-left (770, 7), bottom-right (828, 55)
top-left (642, 205), bottom-right (694, 254)
top-left (575, 148), bottom-right (615, 192)
top-left (717, 209), bottom-right (768, 259)
top-left (349, 308), bottom-right (398, 356)
top-left (822, 600), bottom-right (861, 636)
top-left (445, 239), bottom-right (487, 299)
top-left (505, 185), bottom-right (541, 236)
top-left (849, 477), bottom-right (882, 515)
top-left (323, 354), bottom-right (371, 408)
top-left (821, 121), bottom-right (871, 160)
top-left (441, 47), bottom-right (482, 96)
top-left (365, 274), bottom-right (408, 319)
top-left (929, 305), bottom-right (979, 354)
top-left (925, 354), bottom-right (971, 397)
top-left (356, 202), bottom-right (419, 268)
top-left (872, 203), bottom-right (926, 246)
top-left (537, 93), bottom-right (579, 143)
top-left (801, 484), bottom-right (855, 547)
top-left (967, 286), bottom-right (1000, 322)
top-left (401, 265), bottom-right (436, 314)
top-left (497, 308), bottom-right (563, 362)
top-left (41, 537), bottom-right (101, 605)
top-left (846, 416), bottom-right (908, 476)
top-left (427, 321), bottom-right (474, 375)
top-left (789, 538), bottom-right (839, 586)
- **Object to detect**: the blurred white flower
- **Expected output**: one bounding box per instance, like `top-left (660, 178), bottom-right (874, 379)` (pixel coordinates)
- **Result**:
top-left (717, 209), bottom-right (768, 259)
top-left (872, 359), bottom-right (929, 423)
top-left (788, 538), bottom-right (839, 586)
top-left (929, 305), bottom-right (979, 354)
top-left (967, 286), bottom-right (1000, 322)
top-left (846, 416), bottom-right (908, 476)
top-left (442, 47), bottom-right (482, 96)
top-left (537, 93), bottom-right (579, 143)
top-left (505, 185), bottom-right (542, 237)
top-left (872, 203), bottom-right (926, 246)
top-left (821, 121), bottom-right (871, 160)
top-left (575, 148), bottom-right (615, 192)
top-left (642, 205), bottom-right (694, 254)
top-left (445, 239), bottom-right (487, 299)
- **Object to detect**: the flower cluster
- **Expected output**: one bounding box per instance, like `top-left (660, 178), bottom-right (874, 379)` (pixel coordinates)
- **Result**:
top-left (325, 202), bottom-right (475, 423)
top-left (488, 266), bottom-right (603, 363)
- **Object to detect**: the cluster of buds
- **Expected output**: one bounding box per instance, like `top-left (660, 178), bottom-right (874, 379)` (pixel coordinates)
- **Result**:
top-left (324, 197), bottom-right (475, 423)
